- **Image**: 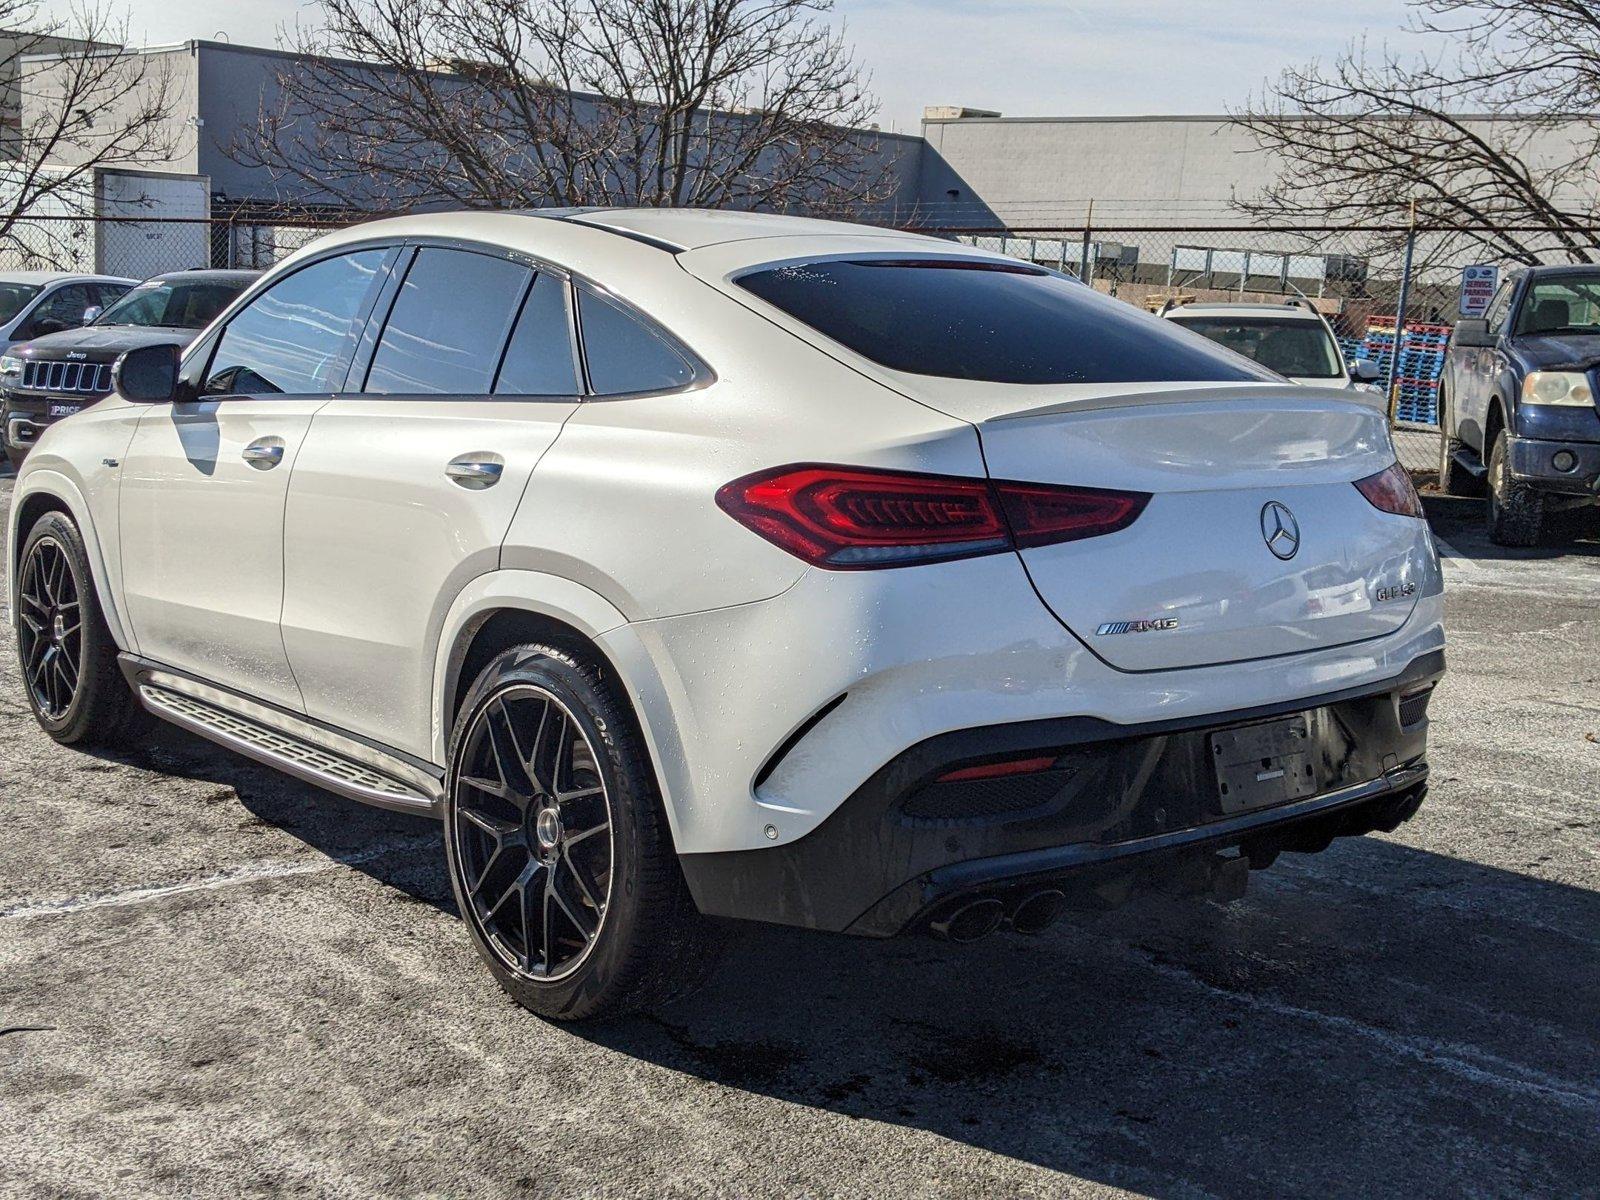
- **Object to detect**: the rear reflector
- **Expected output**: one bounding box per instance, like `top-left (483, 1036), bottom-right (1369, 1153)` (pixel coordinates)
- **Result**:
top-left (936, 755), bottom-right (1057, 783)
top-left (1354, 462), bottom-right (1424, 518)
top-left (716, 463), bottom-right (1150, 569)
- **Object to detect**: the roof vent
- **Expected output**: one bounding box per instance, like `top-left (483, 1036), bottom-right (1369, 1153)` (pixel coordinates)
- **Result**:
top-left (923, 105), bottom-right (1002, 121)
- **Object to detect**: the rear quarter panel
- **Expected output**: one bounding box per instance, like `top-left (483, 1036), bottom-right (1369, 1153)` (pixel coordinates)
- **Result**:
top-left (500, 262), bottom-right (982, 621)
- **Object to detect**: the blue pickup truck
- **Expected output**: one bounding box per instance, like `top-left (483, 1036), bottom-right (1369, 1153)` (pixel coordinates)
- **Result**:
top-left (1439, 264), bottom-right (1600, 545)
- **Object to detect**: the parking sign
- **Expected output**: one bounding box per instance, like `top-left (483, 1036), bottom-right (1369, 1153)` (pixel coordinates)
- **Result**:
top-left (1460, 265), bottom-right (1499, 318)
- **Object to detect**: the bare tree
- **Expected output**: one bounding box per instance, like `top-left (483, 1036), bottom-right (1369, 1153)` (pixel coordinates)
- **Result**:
top-left (232, 0), bottom-right (896, 217)
top-left (1232, 0), bottom-right (1600, 264)
top-left (2, 1), bottom-right (179, 264)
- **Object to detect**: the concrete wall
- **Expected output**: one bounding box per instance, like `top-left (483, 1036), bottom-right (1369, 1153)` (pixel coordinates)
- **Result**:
top-left (1, 33), bottom-right (106, 159)
top-left (19, 43), bottom-right (200, 178)
top-left (189, 39), bottom-right (929, 215)
top-left (915, 113), bottom-right (1599, 231)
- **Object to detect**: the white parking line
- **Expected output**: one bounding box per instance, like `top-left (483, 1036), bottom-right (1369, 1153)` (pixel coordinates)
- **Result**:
top-left (0, 834), bottom-right (436, 920)
top-left (1432, 533), bottom-right (1480, 573)
top-left (1138, 955), bottom-right (1600, 1114)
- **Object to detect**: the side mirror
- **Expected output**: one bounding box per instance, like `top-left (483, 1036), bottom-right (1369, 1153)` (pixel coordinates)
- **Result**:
top-left (1349, 358), bottom-right (1382, 382)
top-left (112, 343), bottom-right (180, 403)
top-left (1452, 318), bottom-right (1496, 348)
top-left (81, 305), bottom-right (102, 324)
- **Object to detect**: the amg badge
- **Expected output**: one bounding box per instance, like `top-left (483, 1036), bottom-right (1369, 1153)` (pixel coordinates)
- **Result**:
top-left (1096, 617), bottom-right (1179, 636)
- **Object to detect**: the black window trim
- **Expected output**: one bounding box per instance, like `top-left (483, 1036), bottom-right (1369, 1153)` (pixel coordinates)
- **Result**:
top-left (180, 238), bottom-right (404, 402)
top-left (353, 241), bottom-right (548, 399)
top-left (180, 233), bottom-right (715, 405)
top-left (571, 277), bottom-right (713, 400)
top-left (338, 235), bottom-right (712, 402)
top-left (488, 270), bottom-right (584, 399)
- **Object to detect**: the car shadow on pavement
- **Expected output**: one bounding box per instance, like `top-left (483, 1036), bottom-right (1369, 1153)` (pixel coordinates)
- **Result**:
top-left (1425, 492), bottom-right (1600, 563)
top-left (573, 842), bottom-right (1600, 1198)
top-left (97, 720), bottom-right (453, 908)
top-left (96, 723), bottom-right (1600, 1198)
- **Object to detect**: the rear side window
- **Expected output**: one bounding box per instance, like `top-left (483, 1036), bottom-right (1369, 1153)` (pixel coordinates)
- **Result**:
top-left (495, 273), bottom-right (580, 396)
top-left (366, 248), bottom-right (531, 395)
top-left (205, 249), bottom-right (388, 396)
top-left (737, 258), bottom-right (1274, 385)
top-left (577, 286), bottom-right (697, 395)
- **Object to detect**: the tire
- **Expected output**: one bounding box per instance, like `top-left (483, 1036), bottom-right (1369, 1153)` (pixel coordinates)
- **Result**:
top-left (443, 643), bottom-right (726, 1020)
top-left (1486, 429), bottom-right (1548, 547)
top-left (14, 511), bottom-right (149, 746)
top-left (1436, 381), bottom-right (1481, 497)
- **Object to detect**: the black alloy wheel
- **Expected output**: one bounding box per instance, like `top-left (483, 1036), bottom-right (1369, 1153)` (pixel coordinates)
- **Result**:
top-left (444, 644), bottom-right (727, 1020)
top-left (17, 534), bottom-right (83, 720)
top-left (450, 684), bottom-right (614, 982)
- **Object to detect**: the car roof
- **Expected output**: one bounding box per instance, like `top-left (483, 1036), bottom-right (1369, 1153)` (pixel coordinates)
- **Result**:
top-left (1165, 302), bottom-right (1326, 321)
top-left (301, 207), bottom-right (943, 255)
top-left (139, 269), bottom-right (261, 285)
top-left (275, 209), bottom-right (1023, 299)
top-left (0, 270), bottom-right (138, 285)
top-left (1519, 264), bottom-right (1600, 279)
top-left (551, 207), bottom-right (943, 252)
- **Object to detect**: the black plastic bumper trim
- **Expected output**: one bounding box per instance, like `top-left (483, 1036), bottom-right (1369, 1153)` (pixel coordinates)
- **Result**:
top-left (679, 649), bottom-right (1444, 936)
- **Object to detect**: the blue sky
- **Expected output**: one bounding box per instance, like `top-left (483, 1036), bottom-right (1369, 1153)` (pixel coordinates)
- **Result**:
top-left (123, 0), bottom-right (1431, 131)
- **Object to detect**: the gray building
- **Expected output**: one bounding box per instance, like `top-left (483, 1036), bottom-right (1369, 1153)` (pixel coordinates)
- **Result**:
top-left (16, 36), bottom-right (1596, 293)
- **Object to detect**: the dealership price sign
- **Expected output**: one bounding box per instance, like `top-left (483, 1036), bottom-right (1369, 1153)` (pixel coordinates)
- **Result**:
top-left (1460, 265), bottom-right (1499, 318)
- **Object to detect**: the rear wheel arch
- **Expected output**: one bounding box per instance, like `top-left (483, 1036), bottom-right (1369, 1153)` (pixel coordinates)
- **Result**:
top-left (446, 607), bottom-right (624, 739)
top-left (441, 604), bottom-right (692, 855)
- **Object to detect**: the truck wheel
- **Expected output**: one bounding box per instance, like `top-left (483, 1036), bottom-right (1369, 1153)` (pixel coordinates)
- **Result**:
top-left (15, 511), bottom-right (150, 746)
top-left (443, 643), bottom-right (727, 1020)
top-left (1486, 430), bottom-right (1548, 547)
top-left (1436, 382), bottom-right (1481, 497)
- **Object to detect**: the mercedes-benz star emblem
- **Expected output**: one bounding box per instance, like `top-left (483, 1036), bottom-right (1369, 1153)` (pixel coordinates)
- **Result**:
top-left (1260, 501), bottom-right (1300, 560)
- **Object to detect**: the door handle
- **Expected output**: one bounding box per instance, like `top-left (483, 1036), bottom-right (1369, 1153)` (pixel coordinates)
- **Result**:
top-left (446, 454), bottom-right (504, 489)
top-left (241, 437), bottom-right (285, 469)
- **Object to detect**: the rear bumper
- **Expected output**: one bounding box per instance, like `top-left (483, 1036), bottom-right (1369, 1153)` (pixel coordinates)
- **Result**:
top-left (1506, 434), bottom-right (1600, 496)
top-left (678, 649), bottom-right (1443, 936)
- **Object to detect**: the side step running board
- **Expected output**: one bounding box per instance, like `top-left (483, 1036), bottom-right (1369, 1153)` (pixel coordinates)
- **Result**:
top-left (122, 657), bottom-right (442, 817)
top-left (1452, 448), bottom-right (1489, 480)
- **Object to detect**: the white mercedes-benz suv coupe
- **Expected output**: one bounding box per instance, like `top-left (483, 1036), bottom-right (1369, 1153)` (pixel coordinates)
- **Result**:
top-left (9, 209), bottom-right (1444, 1020)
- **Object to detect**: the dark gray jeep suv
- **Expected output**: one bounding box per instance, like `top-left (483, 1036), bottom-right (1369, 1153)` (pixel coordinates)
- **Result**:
top-left (2, 268), bottom-right (257, 470)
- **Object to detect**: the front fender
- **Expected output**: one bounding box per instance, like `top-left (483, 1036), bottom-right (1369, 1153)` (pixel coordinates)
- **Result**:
top-left (9, 466), bottom-right (136, 653)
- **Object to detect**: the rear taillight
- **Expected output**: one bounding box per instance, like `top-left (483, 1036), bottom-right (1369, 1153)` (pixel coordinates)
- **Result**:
top-left (1354, 462), bottom-right (1424, 518)
top-left (715, 464), bottom-right (1149, 569)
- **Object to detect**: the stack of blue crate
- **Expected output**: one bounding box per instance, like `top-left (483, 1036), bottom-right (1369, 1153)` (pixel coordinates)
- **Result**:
top-left (1359, 316), bottom-right (1451, 425)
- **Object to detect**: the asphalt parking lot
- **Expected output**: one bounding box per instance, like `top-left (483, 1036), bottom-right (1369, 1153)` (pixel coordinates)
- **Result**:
top-left (2, 469), bottom-right (1598, 1199)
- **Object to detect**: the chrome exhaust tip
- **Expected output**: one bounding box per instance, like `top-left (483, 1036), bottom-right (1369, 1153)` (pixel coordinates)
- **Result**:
top-left (929, 898), bottom-right (1005, 943)
top-left (1010, 889), bottom-right (1067, 935)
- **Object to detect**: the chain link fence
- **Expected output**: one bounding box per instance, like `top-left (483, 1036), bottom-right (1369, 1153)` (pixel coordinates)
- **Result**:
top-left (1, 211), bottom-right (1511, 474)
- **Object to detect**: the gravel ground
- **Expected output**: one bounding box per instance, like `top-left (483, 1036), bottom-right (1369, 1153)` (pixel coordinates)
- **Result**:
top-left (2, 468), bottom-right (1597, 1199)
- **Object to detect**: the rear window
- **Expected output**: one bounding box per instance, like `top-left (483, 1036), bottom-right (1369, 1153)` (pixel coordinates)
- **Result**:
top-left (736, 258), bottom-right (1273, 385)
top-left (1167, 315), bottom-right (1342, 379)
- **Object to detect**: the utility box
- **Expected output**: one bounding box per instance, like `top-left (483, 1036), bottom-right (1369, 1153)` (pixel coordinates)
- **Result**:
top-left (95, 169), bottom-right (210, 279)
